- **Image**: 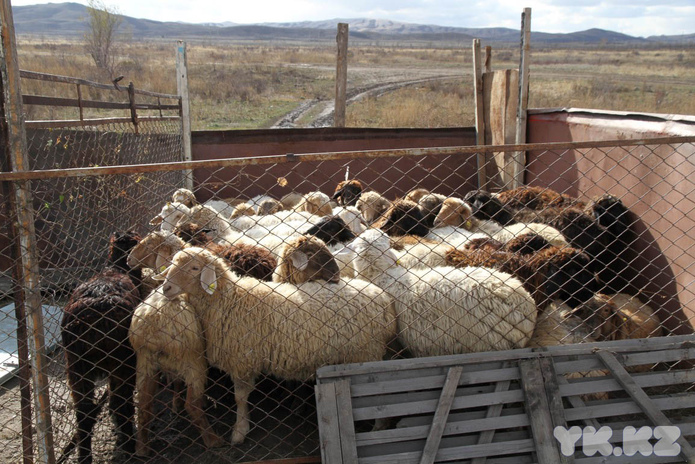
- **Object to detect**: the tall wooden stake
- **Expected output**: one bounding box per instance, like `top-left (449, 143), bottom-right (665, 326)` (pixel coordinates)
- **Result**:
top-left (335, 23), bottom-right (349, 128)
top-left (0, 0), bottom-right (56, 462)
top-left (176, 40), bottom-right (193, 190)
top-left (472, 39), bottom-right (487, 189)
top-left (513, 7), bottom-right (531, 189)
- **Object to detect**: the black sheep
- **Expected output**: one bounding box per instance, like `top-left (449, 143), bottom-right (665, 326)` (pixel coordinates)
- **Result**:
top-left (304, 215), bottom-right (357, 245)
top-left (374, 198), bottom-right (430, 237)
top-left (60, 231), bottom-right (142, 464)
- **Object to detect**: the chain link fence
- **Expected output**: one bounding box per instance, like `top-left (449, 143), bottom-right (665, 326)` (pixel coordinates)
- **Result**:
top-left (2, 131), bottom-right (694, 463)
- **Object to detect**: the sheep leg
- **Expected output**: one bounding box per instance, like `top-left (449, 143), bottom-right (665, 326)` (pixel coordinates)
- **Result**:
top-left (135, 372), bottom-right (157, 457)
top-left (184, 382), bottom-right (225, 448)
top-left (109, 368), bottom-right (136, 455)
top-left (68, 374), bottom-right (98, 464)
top-left (171, 379), bottom-right (186, 413)
top-left (231, 376), bottom-right (256, 445)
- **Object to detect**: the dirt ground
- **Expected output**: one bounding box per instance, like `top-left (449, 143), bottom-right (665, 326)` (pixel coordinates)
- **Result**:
top-left (0, 351), bottom-right (322, 464)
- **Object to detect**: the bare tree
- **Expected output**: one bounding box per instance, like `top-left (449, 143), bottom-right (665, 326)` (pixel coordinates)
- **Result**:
top-left (84, 0), bottom-right (122, 78)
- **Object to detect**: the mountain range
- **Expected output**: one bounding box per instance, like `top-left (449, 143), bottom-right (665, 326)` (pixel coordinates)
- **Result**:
top-left (11, 2), bottom-right (695, 45)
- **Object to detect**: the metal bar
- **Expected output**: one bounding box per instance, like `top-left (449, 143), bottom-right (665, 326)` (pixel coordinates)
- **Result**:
top-left (0, 135), bottom-right (692, 182)
top-left (472, 38), bottom-right (487, 190)
top-left (19, 69), bottom-right (180, 99)
top-left (175, 40), bottom-right (193, 190)
top-left (0, 1), bottom-right (56, 462)
top-left (25, 115), bottom-right (180, 129)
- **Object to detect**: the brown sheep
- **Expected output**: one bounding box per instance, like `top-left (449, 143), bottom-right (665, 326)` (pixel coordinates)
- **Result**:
top-left (373, 198), bottom-right (429, 237)
top-left (273, 235), bottom-right (340, 284)
top-left (332, 179), bottom-right (364, 207)
top-left (497, 185), bottom-right (585, 210)
top-left (356, 191), bottom-right (392, 224)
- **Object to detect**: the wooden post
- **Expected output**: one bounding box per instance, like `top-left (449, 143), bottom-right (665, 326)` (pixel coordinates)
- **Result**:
top-left (176, 40), bottom-right (194, 190)
top-left (512, 7), bottom-right (532, 189)
top-left (484, 46), bottom-right (492, 73)
top-left (335, 23), bottom-right (349, 128)
top-left (472, 39), bottom-right (487, 189)
top-left (0, 0), bottom-right (56, 462)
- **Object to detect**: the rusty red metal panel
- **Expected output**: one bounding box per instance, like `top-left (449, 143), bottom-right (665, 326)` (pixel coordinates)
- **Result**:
top-left (527, 109), bottom-right (695, 335)
top-left (191, 127), bottom-right (479, 202)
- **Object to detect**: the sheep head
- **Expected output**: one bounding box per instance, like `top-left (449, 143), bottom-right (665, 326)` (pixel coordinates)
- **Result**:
top-left (404, 188), bottom-right (430, 204)
top-left (304, 215), bottom-right (356, 246)
top-left (433, 197), bottom-right (472, 228)
top-left (356, 191), bottom-right (391, 224)
top-left (127, 231), bottom-right (184, 273)
top-left (335, 229), bottom-right (398, 280)
top-left (149, 202), bottom-right (191, 231)
top-left (171, 188), bottom-right (198, 208)
top-left (374, 198), bottom-right (429, 237)
top-left (333, 180), bottom-right (364, 206)
top-left (158, 247), bottom-right (222, 299)
top-left (463, 190), bottom-right (515, 225)
top-left (275, 235), bottom-right (340, 284)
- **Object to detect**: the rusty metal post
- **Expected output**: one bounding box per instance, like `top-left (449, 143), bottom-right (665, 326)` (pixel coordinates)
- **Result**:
top-left (334, 23), bottom-right (348, 128)
top-left (175, 40), bottom-right (194, 190)
top-left (0, 0), bottom-right (56, 463)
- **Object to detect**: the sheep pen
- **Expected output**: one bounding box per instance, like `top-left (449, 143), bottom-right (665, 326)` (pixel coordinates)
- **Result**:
top-left (1, 123), bottom-right (693, 464)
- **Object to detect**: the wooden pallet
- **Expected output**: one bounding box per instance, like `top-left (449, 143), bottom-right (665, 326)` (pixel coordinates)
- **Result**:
top-left (316, 335), bottom-right (695, 464)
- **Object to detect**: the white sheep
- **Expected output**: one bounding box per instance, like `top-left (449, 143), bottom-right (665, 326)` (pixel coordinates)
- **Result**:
top-left (332, 205), bottom-right (367, 235)
top-left (172, 188), bottom-right (198, 207)
top-left (294, 191), bottom-right (333, 217)
top-left (356, 191), bottom-right (392, 224)
top-left (175, 204), bottom-right (237, 243)
top-left (155, 247), bottom-right (397, 447)
top-left (149, 202), bottom-right (191, 232)
top-left (129, 288), bottom-right (212, 455)
top-left (335, 229), bottom-right (537, 357)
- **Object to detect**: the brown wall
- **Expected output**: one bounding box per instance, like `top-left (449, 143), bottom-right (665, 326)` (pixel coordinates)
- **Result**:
top-left (527, 109), bottom-right (695, 334)
top-left (191, 127), bottom-right (479, 202)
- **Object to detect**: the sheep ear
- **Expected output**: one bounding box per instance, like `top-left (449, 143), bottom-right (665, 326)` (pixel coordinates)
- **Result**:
top-left (154, 252), bottom-right (170, 275)
top-left (152, 266), bottom-right (170, 281)
top-left (200, 263), bottom-right (218, 295)
top-left (149, 214), bottom-right (163, 226)
top-left (289, 251), bottom-right (309, 271)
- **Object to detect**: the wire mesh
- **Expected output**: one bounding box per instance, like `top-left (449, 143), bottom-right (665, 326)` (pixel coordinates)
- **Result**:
top-left (0, 134), bottom-right (693, 464)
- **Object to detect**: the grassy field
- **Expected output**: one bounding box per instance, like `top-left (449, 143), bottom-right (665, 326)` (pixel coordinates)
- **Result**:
top-left (15, 36), bottom-right (695, 130)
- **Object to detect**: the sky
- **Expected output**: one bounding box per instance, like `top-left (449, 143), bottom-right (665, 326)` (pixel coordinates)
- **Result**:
top-left (9, 0), bottom-right (695, 38)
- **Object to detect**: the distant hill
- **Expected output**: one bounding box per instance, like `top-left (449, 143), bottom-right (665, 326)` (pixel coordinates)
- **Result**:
top-left (11, 2), bottom-right (694, 45)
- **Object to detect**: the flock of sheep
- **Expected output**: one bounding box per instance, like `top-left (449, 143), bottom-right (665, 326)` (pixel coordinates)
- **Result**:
top-left (59, 181), bottom-right (664, 463)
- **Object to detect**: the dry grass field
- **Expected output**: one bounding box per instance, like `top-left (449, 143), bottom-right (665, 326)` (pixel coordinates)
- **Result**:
top-left (15, 36), bottom-right (695, 130)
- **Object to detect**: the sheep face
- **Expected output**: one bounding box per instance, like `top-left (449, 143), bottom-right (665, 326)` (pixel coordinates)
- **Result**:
top-left (258, 199), bottom-right (282, 216)
top-left (375, 199), bottom-right (429, 237)
top-left (150, 202), bottom-right (191, 231)
top-left (543, 249), bottom-right (599, 308)
top-left (304, 215), bottom-right (356, 246)
top-left (333, 180), bottom-right (364, 207)
top-left (159, 248), bottom-right (218, 299)
top-left (127, 232), bottom-right (183, 273)
top-left (433, 198), bottom-right (472, 228)
top-left (463, 190), bottom-right (515, 225)
top-left (172, 188), bottom-right (197, 207)
top-left (356, 192), bottom-right (391, 224)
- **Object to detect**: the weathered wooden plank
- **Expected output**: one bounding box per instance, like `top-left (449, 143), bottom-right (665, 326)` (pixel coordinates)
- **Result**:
top-left (556, 375), bottom-right (601, 430)
top-left (472, 38), bottom-right (487, 189)
top-left (393, 406), bottom-right (528, 430)
top-left (472, 361), bottom-right (513, 464)
top-left (175, 40), bottom-right (193, 190)
top-left (558, 369), bottom-right (695, 398)
top-left (334, 23), bottom-right (348, 128)
top-left (512, 7), bottom-right (532, 189)
top-left (359, 438), bottom-right (536, 464)
top-left (565, 394), bottom-right (694, 422)
top-left (519, 358), bottom-right (563, 463)
top-left (597, 350), bottom-right (695, 463)
top-left (357, 412), bottom-right (530, 448)
top-left (316, 335), bottom-right (695, 381)
top-left (334, 379), bottom-right (358, 464)
top-left (539, 357), bottom-right (573, 464)
top-left (315, 383), bottom-right (344, 464)
top-left (352, 389), bottom-right (525, 422)
top-left (554, 348), bottom-right (695, 375)
top-left (419, 366), bottom-right (463, 464)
